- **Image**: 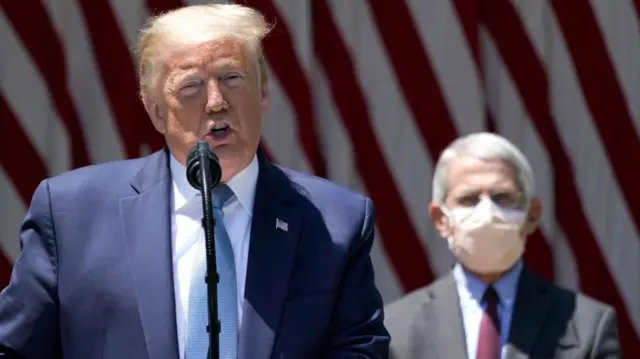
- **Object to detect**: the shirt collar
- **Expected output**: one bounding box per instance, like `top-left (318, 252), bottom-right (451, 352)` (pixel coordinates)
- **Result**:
top-left (453, 259), bottom-right (523, 308)
top-left (169, 152), bottom-right (259, 215)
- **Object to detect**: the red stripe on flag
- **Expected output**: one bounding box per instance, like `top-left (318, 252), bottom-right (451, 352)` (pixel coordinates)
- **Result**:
top-left (484, 113), bottom-right (496, 133)
top-left (259, 141), bottom-right (275, 163)
top-left (452, 0), bottom-right (555, 280)
top-left (552, 0), bottom-right (640, 242)
top-left (1, 1), bottom-right (90, 169)
top-left (146, 0), bottom-right (183, 14)
top-left (482, 0), bottom-right (640, 354)
top-left (522, 231), bottom-right (554, 282)
top-left (367, 0), bottom-right (458, 158)
top-left (0, 96), bottom-right (46, 288)
top-left (452, 0), bottom-right (480, 64)
top-left (314, 0), bottom-right (434, 291)
top-left (0, 95), bottom-right (48, 205)
top-left (451, 1), bottom-right (498, 141)
top-left (75, 0), bottom-right (152, 158)
top-left (0, 245), bottom-right (12, 289)
top-left (451, 0), bottom-right (498, 138)
top-left (247, 1), bottom-right (328, 178)
top-left (451, 0), bottom-right (492, 131)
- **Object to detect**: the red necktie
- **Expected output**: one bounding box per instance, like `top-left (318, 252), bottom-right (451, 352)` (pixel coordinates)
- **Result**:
top-left (476, 286), bottom-right (501, 359)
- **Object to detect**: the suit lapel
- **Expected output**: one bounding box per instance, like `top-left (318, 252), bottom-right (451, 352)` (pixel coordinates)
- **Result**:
top-left (238, 151), bottom-right (302, 359)
top-left (120, 148), bottom-right (179, 359)
top-left (422, 274), bottom-right (469, 359)
top-left (504, 268), bottom-right (552, 359)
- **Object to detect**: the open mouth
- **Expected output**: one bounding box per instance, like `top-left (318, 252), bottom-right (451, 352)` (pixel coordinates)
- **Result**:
top-left (208, 123), bottom-right (232, 142)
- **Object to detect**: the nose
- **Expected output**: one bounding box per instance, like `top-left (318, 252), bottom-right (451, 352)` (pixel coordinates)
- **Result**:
top-left (205, 80), bottom-right (228, 113)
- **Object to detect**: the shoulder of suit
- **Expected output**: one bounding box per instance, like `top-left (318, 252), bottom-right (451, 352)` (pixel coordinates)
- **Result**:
top-left (45, 153), bottom-right (152, 197)
top-left (276, 165), bottom-right (371, 209)
top-left (384, 274), bottom-right (453, 318)
top-left (528, 271), bottom-right (615, 316)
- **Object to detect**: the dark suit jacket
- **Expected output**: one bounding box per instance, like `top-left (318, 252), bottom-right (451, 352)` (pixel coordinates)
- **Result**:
top-left (0, 148), bottom-right (390, 358)
top-left (384, 267), bottom-right (620, 359)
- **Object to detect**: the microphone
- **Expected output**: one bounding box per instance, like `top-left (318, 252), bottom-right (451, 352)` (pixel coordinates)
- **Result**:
top-left (186, 141), bottom-right (222, 191)
top-left (185, 140), bottom-right (222, 359)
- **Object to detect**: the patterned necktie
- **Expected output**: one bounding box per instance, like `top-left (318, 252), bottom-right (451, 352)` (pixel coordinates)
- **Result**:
top-left (476, 285), bottom-right (500, 359)
top-left (185, 184), bottom-right (238, 359)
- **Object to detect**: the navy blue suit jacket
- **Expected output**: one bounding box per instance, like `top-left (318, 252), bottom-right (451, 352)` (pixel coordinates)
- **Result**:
top-left (0, 148), bottom-right (389, 358)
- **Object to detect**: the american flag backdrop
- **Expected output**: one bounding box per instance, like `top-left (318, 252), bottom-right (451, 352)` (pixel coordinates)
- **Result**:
top-left (1, 0), bottom-right (639, 355)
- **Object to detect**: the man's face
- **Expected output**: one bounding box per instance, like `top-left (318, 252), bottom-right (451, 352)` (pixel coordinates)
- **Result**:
top-left (429, 156), bottom-right (541, 238)
top-left (145, 37), bottom-right (268, 182)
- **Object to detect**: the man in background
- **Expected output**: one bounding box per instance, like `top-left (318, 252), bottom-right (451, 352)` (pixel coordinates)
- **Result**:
top-left (0, 4), bottom-right (389, 358)
top-left (384, 132), bottom-right (620, 359)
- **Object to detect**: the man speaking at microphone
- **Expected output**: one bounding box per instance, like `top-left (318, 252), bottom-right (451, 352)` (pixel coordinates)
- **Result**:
top-left (0, 4), bottom-right (389, 359)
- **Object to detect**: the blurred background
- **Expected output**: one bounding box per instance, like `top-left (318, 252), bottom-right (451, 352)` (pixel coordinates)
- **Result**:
top-left (1, 0), bottom-right (639, 354)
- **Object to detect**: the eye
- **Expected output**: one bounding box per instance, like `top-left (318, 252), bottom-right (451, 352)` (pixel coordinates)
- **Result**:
top-left (181, 81), bottom-right (201, 90)
top-left (178, 81), bottom-right (203, 96)
top-left (455, 194), bottom-right (480, 207)
top-left (221, 73), bottom-right (244, 87)
top-left (491, 192), bottom-right (521, 208)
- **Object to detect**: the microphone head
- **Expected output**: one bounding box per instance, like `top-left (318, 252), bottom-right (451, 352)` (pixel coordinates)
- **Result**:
top-left (186, 140), bottom-right (222, 191)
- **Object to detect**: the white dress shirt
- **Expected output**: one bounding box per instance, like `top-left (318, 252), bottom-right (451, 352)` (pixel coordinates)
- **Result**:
top-left (169, 153), bottom-right (258, 359)
top-left (453, 260), bottom-right (523, 359)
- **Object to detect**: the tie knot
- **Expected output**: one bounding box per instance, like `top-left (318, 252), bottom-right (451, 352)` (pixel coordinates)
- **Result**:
top-left (483, 285), bottom-right (499, 306)
top-left (213, 184), bottom-right (234, 210)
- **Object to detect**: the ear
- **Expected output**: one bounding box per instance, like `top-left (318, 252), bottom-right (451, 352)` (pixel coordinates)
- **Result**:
top-left (429, 202), bottom-right (453, 239)
top-left (259, 80), bottom-right (269, 114)
top-left (142, 92), bottom-right (167, 134)
top-left (522, 197), bottom-right (542, 236)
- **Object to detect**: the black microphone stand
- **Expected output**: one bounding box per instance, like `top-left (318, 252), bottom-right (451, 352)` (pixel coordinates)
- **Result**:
top-left (186, 140), bottom-right (222, 359)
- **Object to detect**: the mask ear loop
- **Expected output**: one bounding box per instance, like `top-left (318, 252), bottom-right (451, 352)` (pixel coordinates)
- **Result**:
top-left (440, 203), bottom-right (475, 239)
top-left (438, 204), bottom-right (457, 240)
top-left (439, 205), bottom-right (458, 250)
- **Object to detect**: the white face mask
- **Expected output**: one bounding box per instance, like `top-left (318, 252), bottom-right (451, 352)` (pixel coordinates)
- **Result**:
top-left (443, 197), bottom-right (527, 274)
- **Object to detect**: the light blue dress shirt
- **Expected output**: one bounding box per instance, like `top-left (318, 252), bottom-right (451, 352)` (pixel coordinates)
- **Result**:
top-left (453, 260), bottom-right (523, 359)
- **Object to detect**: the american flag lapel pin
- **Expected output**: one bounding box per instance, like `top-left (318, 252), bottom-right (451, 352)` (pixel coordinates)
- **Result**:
top-left (276, 218), bottom-right (289, 232)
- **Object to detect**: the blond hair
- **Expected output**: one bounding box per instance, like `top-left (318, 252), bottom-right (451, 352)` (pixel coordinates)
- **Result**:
top-left (136, 3), bottom-right (272, 96)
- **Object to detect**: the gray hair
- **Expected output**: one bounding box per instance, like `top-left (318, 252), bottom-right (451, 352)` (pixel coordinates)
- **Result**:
top-left (432, 132), bottom-right (535, 204)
